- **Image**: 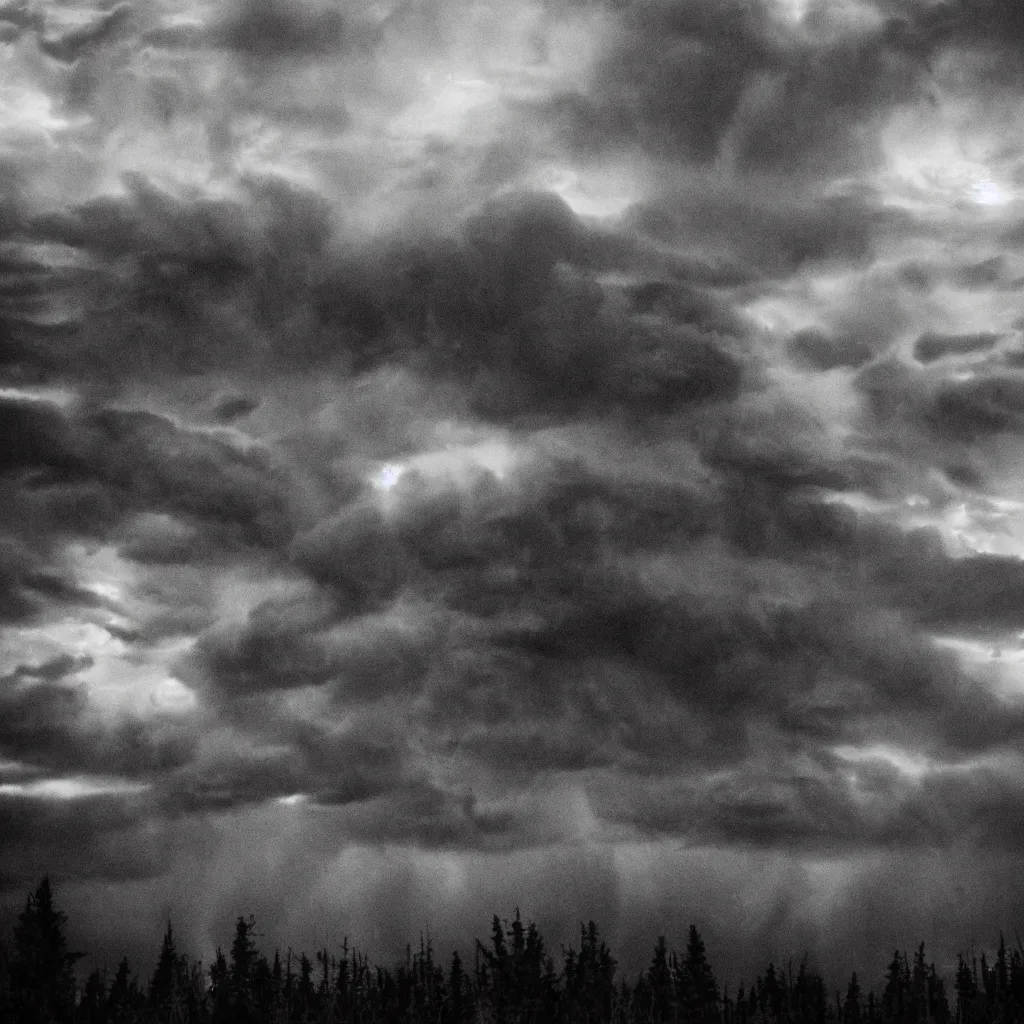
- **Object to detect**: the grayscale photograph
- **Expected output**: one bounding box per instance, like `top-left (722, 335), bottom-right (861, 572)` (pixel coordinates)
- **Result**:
top-left (2, 1), bottom-right (1024, 1022)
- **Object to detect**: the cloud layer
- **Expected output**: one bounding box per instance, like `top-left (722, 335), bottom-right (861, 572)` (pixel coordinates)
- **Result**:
top-left (4, 0), bottom-right (1024, 986)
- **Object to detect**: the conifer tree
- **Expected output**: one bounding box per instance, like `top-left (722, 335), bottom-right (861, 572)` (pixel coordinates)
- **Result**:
top-left (332, 941), bottom-right (351, 1024)
top-left (248, 953), bottom-right (273, 1024)
top-left (566, 920), bottom-right (616, 1024)
top-left (107, 956), bottom-right (143, 1024)
top-left (209, 947), bottom-right (231, 1024)
top-left (283, 949), bottom-right (295, 1018)
top-left (0, 935), bottom-right (10, 1024)
top-left (882, 953), bottom-right (906, 1024)
top-left (632, 973), bottom-right (654, 1024)
top-left (80, 967), bottom-right (108, 1024)
top-left (9, 876), bottom-right (82, 1024)
top-left (648, 936), bottom-right (673, 1024)
top-left (677, 926), bottom-right (721, 1024)
top-left (927, 962), bottom-right (951, 1024)
top-left (761, 963), bottom-right (785, 1024)
top-left (295, 952), bottom-right (315, 1022)
top-left (149, 921), bottom-right (178, 1022)
top-left (911, 945), bottom-right (929, 1024)
top-left (996, 934), bottom-right (1009, 1020)
top-left (229, 916), bottom-right (258, 1023)
top-left (482, 914), bottom-right (512, 1024)
top-left (955, 953), bottom-right (977, 1024)
top-left (843, 973), bottom-right (861, 1024)
top-left (744, 978), bottom-right (760, 1024)
top-left (446, 949), bottom-right (471, 1024)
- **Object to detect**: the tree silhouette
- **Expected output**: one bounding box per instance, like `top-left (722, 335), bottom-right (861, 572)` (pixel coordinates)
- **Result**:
top-left (229, 916), bottom-right (258, 1023)
top-left (108, 955), bottom-right (145, 1023)
top-left (2, 875), bottom-right (1022, 1024)
top-left (149, 921), bottom-right (178, 1022)
top-left (676, 926), bottom-right (721, 1024)
top-left (843, 973), bottom-right (861, 1024)
top-left (79, 967), bottom-right (107, 1024)
top-left (209, 947), bottom-right (230, 1024)
top-left (648, 936), bottom-right (673, 1024)
top-left (9, 875), bottom-right (83, 1024)
top-left (447, 948), bottom-right (472, 1024)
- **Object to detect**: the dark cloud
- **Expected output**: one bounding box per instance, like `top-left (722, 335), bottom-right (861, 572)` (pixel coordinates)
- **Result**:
top-left (115, 513), bottom-right (211, 566)
top-left (953, 256), bottom-right (1007, 289)
top-left (552, 0), bottom-right (933, 177)
top-left (19, 392), bottom-right (291, 529)
top-left (913, 330), bottom-right (1002, 363)
top-left (856, 355), bottom-right (928, 426)
top-left (3, 652), bottom-right (93, 684)
top-left (181, 588), bottom-right (438, 700)
top-left (311, 192), bottom-right (589, 382)
top-left (214, 0), bottom-right (352, 62)
top-left (905, 0), bottom-right (1024, 76)
top-left (587, 728), bottom-right (1024, 853)
top-left (0, 791), bottom-right (157, 885)
top-left (0, 535), bottom-right (99, 624)
top-left (608, 320), bottom-right (746, 411)
top-left (157, 744), bottom-right (303, 814)
top-left (853, 356), bottom-right (1024, 468)
top-left (732, 25), bottom-right (929, 175)
top-left (0, 656), bottom-right (197, 780)
top-left (564, 0), bottom-right (781, 163)
top-left (789, 327), bottom-right (878, 370)
top-left (290, 501), bottom-right (411, 610)
top-left (897, 260), bottom-right (939, 292)
top-left (32, 176), bottom-right (255, 267)
top-left (0, 395), bottom-right (86, 477)
top-left (926, 371), bottom-right (1024, 441)
top-left (333, 782), bottom-right (533, 849)
top-left (5, 0), bottom-right (1024, 986)
top-left (885, 546), bottom-right (1024, 634)
top-left (626, 189), bottom-right (882, 279)
top-left (153, 704), bottom-right (421, 818)
top-left (212, 393), bottom-right (260, 422)
top-left (26, 173), bottom-right (334, 383)
top-left (0, 2), bottom-right (42, 33)
top-left (462, 191), bottom-right (586, 319)
top-left (298, 727), bottom-right (411, 807)
top-left (87, 408), bottom-right (296, 547)
top-left (36, 3), bottom-right (134, 64)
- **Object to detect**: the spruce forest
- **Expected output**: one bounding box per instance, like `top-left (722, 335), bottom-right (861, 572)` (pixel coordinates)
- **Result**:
top-left (2, 878), bottom-right (1022, 1024)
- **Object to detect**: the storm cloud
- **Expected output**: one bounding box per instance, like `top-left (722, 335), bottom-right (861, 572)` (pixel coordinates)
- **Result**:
top-left (3, 0), bottom-right (1024, 992)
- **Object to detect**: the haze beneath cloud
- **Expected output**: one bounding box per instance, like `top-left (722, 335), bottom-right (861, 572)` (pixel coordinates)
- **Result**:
top-left (4, 0), bottom-right (1024, 987)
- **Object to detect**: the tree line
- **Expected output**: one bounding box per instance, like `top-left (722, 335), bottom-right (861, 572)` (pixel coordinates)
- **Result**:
top-left (2, 877), bottom-right (1023, 1024)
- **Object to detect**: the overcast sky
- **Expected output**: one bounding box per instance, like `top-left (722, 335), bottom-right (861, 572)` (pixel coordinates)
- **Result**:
top-left (3, 0), bottom-right (1024, 989)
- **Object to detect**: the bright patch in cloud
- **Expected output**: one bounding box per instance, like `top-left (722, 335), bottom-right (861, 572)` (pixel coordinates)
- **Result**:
top-left (534, 165), bottom-right (636, 219)
top-left (833, 744), bottom-right (932, 781)
top-left (773, 0), bottom-right (812, 25)
top-left (390, 75), bottom-right (499, 142)
top-left (0, 776), bottom-right (150, 799)
top-left (373, 436), bottom-right (517, 496)
top-left (972, 177), bottom-right (1011, 206)
top-left (154, 676), bottom-right (199, 712)
top-left (0, 84), bottom-right (79, 143)
top-left (373, 463), bottom-right (407, 491)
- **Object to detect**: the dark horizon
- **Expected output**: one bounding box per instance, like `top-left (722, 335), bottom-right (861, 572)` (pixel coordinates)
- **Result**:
top-left (4, 873), bottom-right (1022, 1021)
top-left (2, 873), bottom-right (1022, 1001)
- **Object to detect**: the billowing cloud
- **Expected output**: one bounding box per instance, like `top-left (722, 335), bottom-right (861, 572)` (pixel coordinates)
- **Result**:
top-left (5, 0), bottom-right (1024, 994)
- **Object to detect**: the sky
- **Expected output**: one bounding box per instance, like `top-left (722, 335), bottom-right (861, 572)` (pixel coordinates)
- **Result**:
top-left (4, 0), bottom-right (1024, 990)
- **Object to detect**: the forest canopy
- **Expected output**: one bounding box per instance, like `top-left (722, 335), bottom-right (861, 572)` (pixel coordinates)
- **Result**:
top-left (0, 877), bottom-right (1019, 1024)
